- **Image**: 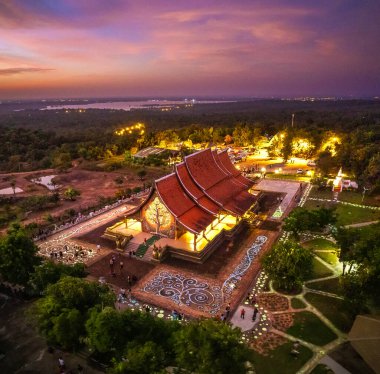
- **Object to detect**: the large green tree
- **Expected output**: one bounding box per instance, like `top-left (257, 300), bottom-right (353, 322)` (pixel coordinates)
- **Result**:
top-left (283, 207), bottom-right (336, 239)
top-left (0, 223), bottom-right (41, 285)
top-left (86, 307), bottom-right (124, 353)
top-left (109, 341), bottom-right (167, 374)
top-left (261, 240), bottom-right (313, 291)
top-left (33, 276), bottom-right (115, 349)
top-left (29, 261), bottom-right (86, 294)
top-left (173, 319), bottom-right (249, 374)
top-left (334, 224), bottom-right (380, 313)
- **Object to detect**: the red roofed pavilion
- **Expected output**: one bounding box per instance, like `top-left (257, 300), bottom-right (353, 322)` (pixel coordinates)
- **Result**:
top-left (105, 148), bottom-right (260, 263)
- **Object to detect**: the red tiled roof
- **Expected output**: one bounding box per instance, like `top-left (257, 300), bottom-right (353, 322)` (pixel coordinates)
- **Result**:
top-left (183, 149), bottom-right (256, 215)
top-left (185, 149), bottom-right (228, 190)
top-left (176, 163), bottom-right (219, 215)
top-left (217, 150), bottom-right (254, 188)
top-left (155, 173), bottom-right (214, 234)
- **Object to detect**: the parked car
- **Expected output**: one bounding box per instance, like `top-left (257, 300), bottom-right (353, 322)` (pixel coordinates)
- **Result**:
top-left (296, 169), bottom-right (304, 174)
top-left (307, 160), bottom-right (317, 167)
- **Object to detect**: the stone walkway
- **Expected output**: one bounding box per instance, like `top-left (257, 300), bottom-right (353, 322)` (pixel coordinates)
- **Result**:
top-left (344, 220), bottom-right (379, 228)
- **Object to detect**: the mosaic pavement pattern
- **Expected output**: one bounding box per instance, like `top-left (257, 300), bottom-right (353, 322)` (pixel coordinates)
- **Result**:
top-left (222, 235), bottom-right (267, 298)
top-left (38, 206), bottom-right (127, 262)
top-left (143, 271), bottom-right (223, 315)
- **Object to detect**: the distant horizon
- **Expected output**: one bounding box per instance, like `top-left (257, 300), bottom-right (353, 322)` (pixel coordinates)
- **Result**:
top-left (1, 94), bottom-right (380, 103)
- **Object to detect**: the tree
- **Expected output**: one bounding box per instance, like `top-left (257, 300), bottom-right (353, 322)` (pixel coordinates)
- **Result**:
top-left (317, 150), bottom-right (338, 176)
top-left (334, 227), bottom-right (361, 275)
top-left (110, 341), bottom-right (166, 374)
top-left (33, 276), bottom-right (115, 349)
top-left (173, 319), bottom-right (249, 374)
top-left (283, 207), bottom-right (336, 239)
top-left (63, 187), bottom-right (81, 201)
top-left (283, 208), bottom-right (314, 239)
top-left (86, 307), bottom-right (124, 353)
top-left (282, 130), bottom-right (293, 162)
top-left (334, 224), bottom-right (380, 312)
top-left (261, 241), bottom-right (313, 291)
top-left (137, 169), bottom-right (147, 181)
top-left (224, 134), bottom-right (233, 145)
top-left (0, 223), bottom-right (41, 285)
top-left (340, 272), bottom-right (368, 315)
top-left (29, 261), bottom-right (86, 294)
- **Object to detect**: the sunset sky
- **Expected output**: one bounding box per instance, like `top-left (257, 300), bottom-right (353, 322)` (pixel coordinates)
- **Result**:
top-left (1, 0), bottom-right (379, 99)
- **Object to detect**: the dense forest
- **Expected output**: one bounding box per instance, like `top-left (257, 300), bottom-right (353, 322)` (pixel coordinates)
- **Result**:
top-left (1, 99), bottom-right (379, 189)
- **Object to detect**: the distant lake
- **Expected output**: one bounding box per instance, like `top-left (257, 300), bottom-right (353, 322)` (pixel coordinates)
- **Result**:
top-left (43, 99), bottom-right (233, 111)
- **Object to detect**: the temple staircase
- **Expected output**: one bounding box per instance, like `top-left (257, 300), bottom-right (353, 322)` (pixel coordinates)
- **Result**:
top-left (125, 241), bottom-right (139, 254)
top-left (135, 235), bottom-right (160, 258)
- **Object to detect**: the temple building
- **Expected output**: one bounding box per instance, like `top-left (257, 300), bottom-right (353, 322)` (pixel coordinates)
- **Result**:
top-left (105, 148), bottom-right (261, 262)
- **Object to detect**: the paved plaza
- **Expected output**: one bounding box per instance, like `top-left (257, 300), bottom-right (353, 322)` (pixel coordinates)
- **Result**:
top-left (255, 179), bottom-right (303, 219)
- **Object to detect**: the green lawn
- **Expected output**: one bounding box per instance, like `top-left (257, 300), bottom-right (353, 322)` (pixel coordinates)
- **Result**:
top-left (302, 238), bottom-right (338, 252)
top-left (305, 258), bottom-right (334, 280)
top-left (307, 277), bottom-right (343, 296)
top-left (303, 199), bottom-right (334, 210)
top-left (291, 298), bottom-right (306, 309)
top-left (303, 199), bottom-right (380, 226)
top-left (315, 251), bottom-right (340, 267)
top-left (335, 204), bottom-right (380, 226)
top-left (286, 311), bottom-right (337, 345)
top-left (308, 188), bottom-right (380, 207)
top-left (309, 187), bottom-right (334, 200)
top-left (310, 363), bottom-right (335, 374)
top-left (250, 342), bottom-right (313, 374)
top-left (339, 190), bottom-right (380, 207)
top-left (304, 293), bottom-right (355, 333)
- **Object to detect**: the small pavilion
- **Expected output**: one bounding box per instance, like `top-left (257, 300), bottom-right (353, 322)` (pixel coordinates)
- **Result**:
top-left (105, 148), bottom-right (260, 262)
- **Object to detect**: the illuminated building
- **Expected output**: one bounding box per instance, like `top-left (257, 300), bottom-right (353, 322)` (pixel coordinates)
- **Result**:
top-left (105, 149), bottom-right (260, 263)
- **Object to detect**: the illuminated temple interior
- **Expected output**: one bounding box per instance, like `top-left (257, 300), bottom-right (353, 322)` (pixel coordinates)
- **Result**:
top-left (105, 148), bottom-right (260, 259)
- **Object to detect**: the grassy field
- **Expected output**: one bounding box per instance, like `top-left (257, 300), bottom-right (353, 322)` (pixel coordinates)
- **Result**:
top-left (302, 238), bottom-right (338, 251)
top-left (339, 190), bottom-right (380, 207)
top-left (307, 277), bottom-right (343, 296)
top-left (304, 293), bottom-right (354, 333)
top-left (335, 204), bottom-right (380, 226)
top-left (315, 251), bottom-right (340, 267)
top-left (308, 187), bottom-right (380, 207)
top-left (303, 199), bottom-right (380, 226)
top-left (308, 187), bottom-right (334, 200)
top-left (250, 342), bottom-right (313, 374)
top-left (286, 311), bottom-right (337, 345)
top-left (291, 297), bottom-right (306, 309)
top-left (305, 258), bottom-right (334, 280)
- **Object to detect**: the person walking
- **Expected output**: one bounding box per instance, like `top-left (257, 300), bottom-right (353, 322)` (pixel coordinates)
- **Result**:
top-left (58, 357), bottom-right (65, 370)
top-left (240, 308), bottom-right (245, 319)
top-left (225, 303), bottom-right (231, 319)
top-left (119, 260), bottom-right (124, 274)
top-left (109, 258), bottom-right (114, 275)
top-left (252, 307), bottom-right (258, 321)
